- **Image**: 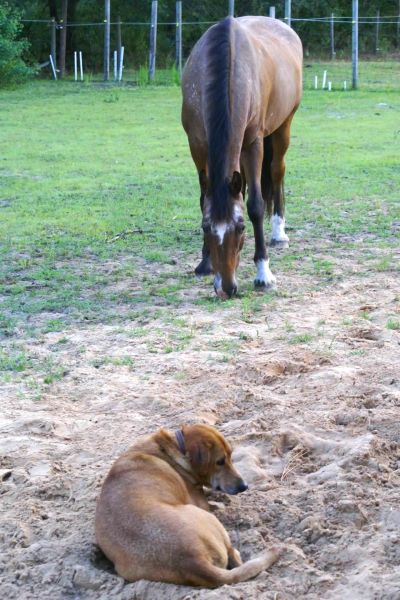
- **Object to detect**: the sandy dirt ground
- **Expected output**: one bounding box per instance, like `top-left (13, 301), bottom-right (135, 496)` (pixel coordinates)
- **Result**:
top-left (1, 237), bottom-right (400, 600)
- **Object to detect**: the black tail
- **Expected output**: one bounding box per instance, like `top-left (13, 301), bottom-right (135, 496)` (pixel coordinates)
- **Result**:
top-left (205, 17), bottom-right (233, 222)
top-left (261, 135), bottom-right (274, 217)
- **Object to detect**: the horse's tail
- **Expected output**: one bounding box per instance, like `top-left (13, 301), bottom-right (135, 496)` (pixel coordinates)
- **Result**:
top-left (205, 16), bottom-right (234, 222)
top-left (262, 135), bottom-right (274, 217)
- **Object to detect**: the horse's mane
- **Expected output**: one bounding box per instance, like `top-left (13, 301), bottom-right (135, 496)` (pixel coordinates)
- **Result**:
top-left (205, 17), bottom-right (233, 223)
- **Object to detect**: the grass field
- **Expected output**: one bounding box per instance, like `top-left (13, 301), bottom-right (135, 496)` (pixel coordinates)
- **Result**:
top-left (0, 61), bottom-right (399, 340)
top-left (1, 61), bottom-right (400, 599)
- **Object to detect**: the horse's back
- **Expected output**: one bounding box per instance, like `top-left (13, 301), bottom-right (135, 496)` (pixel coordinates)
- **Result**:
top-left (236, 16), bottom-right (302, 55)
top-left (234, 17), bottom-right (302, 132)
top-left (182, 16), bottom-right (302, 147)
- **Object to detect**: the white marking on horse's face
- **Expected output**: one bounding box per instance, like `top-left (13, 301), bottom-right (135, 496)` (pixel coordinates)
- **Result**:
top-left (271, 215), bottom-right (289, 242)
top-left (255, 259), bottom-right (276, 287)
top-left (213, 222), bottom-right (231, 245)
top-left (210, 203), bottom-right (244, 245)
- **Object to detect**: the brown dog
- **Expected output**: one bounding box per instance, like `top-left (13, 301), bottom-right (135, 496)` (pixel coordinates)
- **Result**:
top-left (95, 424), bottom-right (280, 587)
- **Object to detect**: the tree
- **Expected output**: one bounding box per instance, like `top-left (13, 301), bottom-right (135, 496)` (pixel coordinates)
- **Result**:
top-left (0, 2), bottom-right (34, 86)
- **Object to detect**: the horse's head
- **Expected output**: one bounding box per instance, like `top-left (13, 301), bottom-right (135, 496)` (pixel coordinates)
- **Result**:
top-left (200, 171), bottom-right (245, 299)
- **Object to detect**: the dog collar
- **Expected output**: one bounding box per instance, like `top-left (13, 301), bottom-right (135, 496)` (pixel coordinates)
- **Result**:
top-left (175, 429), bottom-right (186, 455)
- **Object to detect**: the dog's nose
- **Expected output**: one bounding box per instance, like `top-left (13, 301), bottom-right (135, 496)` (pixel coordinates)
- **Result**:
top-left (237, 480), bottom-right (248, 493)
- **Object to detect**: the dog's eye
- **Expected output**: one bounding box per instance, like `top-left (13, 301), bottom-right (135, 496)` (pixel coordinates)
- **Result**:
top-left (216, 457), bottom-right (225, 466)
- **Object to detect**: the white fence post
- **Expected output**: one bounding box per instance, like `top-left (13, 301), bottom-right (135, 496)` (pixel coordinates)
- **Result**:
top-left (79, 51), bottom-right (83, 81)
top-left (49, 54), bottom-right (57, 80)
top-left (119, 46), bottom-right (124, 81)
top-left (74, 51), bottom-right (77, 81)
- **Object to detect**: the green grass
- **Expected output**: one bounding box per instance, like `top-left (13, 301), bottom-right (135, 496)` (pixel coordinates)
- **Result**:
top-left (0, 61), bottom-right (399, 347)
top-left (386, 319), bottom-right (400, 331)
top-left (91, 356), bottom-right (135, 369)
top-left (289, 333), bottom-right (314, 345)
top-left (0, 348), bottom-right (31, 372)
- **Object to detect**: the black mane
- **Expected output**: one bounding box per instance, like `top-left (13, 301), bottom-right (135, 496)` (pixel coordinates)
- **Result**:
top-left (205, 17), bottom-right (233, 223)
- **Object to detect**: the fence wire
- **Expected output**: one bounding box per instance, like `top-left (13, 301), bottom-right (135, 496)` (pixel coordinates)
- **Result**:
top-left (21, 12), bottom-right (400, 87)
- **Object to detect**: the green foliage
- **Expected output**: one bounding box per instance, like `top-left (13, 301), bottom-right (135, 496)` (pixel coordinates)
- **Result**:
top-left (0, 2), bottom-right (34, 86)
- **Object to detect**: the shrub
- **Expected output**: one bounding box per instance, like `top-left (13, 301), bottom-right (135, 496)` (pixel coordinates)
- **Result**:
top-left (0, 2), bottom-right (35, 86)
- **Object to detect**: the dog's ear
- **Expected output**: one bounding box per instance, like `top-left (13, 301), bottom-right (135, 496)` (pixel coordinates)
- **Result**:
top-left (186, 439), bottom-right (213, 478)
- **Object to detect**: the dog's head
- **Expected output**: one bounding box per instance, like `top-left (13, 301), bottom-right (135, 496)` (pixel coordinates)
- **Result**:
top-left (182, 424), bottom-right (248, 495)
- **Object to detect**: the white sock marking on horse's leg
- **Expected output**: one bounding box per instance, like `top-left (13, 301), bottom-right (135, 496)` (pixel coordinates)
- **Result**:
top-left (271, 215), bottom-right (289, 243)
top-left (255, 259), bottom-right (276, 287)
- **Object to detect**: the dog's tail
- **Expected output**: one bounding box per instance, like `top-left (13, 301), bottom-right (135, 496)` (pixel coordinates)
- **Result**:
top-left (189, 547), bottom-right (281, 588)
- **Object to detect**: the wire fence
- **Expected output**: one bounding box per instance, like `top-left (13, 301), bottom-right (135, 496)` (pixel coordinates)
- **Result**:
top-left (21, 5), bottom-right (400, 88)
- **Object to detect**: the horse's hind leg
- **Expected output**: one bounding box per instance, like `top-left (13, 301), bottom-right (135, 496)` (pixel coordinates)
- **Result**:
top-left (270, 114), bottom-right (295, 248)
top-left (242, 136), bottom-right (276, 289)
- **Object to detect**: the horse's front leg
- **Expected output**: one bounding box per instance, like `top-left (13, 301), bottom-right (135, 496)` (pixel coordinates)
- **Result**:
top-left (242, 137), bottom-right (276, 289)
top-left (189, 143), bottom-right (213, 275)
top-left (194, 171), bottom-right (213, 276)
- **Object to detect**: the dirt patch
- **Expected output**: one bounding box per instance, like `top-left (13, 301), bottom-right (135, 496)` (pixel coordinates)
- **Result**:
top-left (1, 250), bottom-right (399, 599)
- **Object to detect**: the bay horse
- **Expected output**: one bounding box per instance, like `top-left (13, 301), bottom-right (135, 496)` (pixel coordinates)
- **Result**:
top-left (181, 16), bottom-right (302, 298)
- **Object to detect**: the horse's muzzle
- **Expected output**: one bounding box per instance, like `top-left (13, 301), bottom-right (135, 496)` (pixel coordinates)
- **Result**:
top-left (225, 284), bottom-right (238, 298)
top-left (215, 284), bottom-right (237, 299)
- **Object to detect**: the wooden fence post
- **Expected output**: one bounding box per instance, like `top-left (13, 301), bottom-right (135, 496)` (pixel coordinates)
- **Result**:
top-left (50, 18), bottom-right (56, 70)
top-left (117, 16), bottom-right (122, 74)
top-left (149, 1), bottom-right (158, 82)
top-left (175, 1), bottom-right (182, 76)
top-left (375, 10), bottom-right (380, 54)
top-left (103, 0), bottom-right (110, 81)
top-left (59, 0), bottom-right (68, 78)
top-left (330, 13), bottom-right (335, 59)
top-left (397, 0), bottom-right (400, 48)
top-left (352, 0), bottom-right (358, 89)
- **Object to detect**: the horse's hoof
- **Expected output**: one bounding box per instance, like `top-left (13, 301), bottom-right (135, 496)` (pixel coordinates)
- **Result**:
top-left (254, 278), bottom-right (276, 290)
top-left (195, 260), bottom-right (213, 276)
top-left (270, 239), bottom-right (289, 249)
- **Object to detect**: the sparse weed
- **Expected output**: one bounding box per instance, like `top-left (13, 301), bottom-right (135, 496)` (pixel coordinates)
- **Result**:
top-left (289, 333), bottom-right (313, 345)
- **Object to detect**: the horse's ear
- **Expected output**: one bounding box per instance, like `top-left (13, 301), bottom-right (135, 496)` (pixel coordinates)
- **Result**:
top-left (230, 171), bottom-right (242, 196)
top-left (199, 170), bottom-right (208, 194)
